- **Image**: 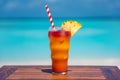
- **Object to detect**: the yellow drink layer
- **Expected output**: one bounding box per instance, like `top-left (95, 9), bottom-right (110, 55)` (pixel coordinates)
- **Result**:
top-left (61, 20), bottom-right (82, 36)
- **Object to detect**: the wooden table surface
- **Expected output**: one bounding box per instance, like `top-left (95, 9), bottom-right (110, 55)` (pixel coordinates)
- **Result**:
top-left (0, 65), bottom-right (120, 80)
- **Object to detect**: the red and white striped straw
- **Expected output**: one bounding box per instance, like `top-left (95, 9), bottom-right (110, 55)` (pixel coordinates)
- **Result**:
top-left (45, 5), bottom-right (55, 30)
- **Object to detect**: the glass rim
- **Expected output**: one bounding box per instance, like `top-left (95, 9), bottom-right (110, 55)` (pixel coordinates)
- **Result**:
top-left (49, 27), bottom-right (70, 31)
top-left (49, 26), bottom-right (61, 31)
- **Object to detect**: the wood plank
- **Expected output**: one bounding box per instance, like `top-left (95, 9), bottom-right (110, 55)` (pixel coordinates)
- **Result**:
top-left (0, 65), bottom-right (119, 80)
top-left (6, 66), bottom-right (105, 80)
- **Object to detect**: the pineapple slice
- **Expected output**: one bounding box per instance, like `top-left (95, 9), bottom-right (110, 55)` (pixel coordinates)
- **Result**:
top-left (61, 20), bottom-right (82, 36)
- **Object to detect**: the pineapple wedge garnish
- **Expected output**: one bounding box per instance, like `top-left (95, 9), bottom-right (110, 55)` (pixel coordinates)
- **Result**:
top-left (61, 20), bottom-right (82, 36)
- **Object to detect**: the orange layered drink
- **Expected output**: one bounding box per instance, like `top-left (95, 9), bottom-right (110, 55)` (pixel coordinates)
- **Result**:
top-left (48, 27), bottom-right (71, 74)
top-left (48, 20), bottom-right (82, 74)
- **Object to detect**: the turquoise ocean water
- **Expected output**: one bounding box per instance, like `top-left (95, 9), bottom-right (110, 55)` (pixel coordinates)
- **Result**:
top-left (0, 18), bottom-right (120, 68)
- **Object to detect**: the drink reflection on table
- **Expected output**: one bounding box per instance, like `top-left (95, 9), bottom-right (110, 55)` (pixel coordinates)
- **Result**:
top-left (51, 74), bottom-right (68, 80)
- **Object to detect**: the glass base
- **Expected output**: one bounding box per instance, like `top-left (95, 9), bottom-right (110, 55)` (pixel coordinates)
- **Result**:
top-left (52, 72), bottom-right (67, 75)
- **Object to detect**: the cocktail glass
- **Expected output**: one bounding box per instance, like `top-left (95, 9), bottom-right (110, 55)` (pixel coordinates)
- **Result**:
top-left (48, 27), bottom-right (71, 74)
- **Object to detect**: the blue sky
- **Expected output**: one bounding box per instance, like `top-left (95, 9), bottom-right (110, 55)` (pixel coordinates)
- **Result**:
top-left (0, 0), bottom-right (120, 17)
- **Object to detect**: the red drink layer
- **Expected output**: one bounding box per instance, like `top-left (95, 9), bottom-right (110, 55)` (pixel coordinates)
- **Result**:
top-left (48, 30), bottom-right (71, 73)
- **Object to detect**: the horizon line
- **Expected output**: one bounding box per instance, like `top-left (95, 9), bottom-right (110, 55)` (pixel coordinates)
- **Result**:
top-left (0, 17), bottom-right (120, 20)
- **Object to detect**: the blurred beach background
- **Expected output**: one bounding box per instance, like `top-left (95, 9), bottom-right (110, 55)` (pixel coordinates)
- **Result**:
top-left (0, 0), bottom-right (120, 68)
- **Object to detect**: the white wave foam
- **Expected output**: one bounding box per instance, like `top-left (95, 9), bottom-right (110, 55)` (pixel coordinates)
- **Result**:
top-left (0, 58), bottom-right (120, 69)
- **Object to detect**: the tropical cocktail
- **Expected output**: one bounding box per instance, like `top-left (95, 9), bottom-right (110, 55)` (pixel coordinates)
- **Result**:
top-left (45, 5), bottom-right (82, 74)
top-left (48, 21), bottom-right (82, 74)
